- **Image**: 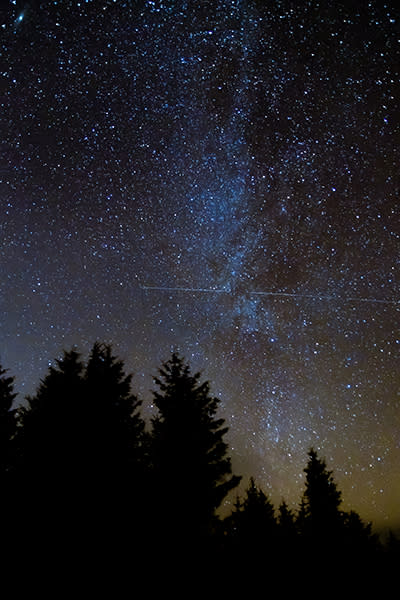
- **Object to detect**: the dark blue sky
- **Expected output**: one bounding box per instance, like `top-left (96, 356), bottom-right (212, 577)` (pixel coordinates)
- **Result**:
top-left (1, 0), bottom-right (399, 529)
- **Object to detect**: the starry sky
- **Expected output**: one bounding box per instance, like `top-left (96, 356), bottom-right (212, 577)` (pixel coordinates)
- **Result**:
top-left (1, 0), bottom-right (399, 530)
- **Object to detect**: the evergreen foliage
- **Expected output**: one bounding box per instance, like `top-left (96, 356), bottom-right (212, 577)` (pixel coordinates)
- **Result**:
top-left (0, 364), bottom-right (18, 548)
top-left (0, 364), bottom-right (17, 476)
top-left (84, 342), bottom-right (146, 482)
top-left (277, 499), bottom-right (298, 557)
top-left (301, 447), bottom-right (343, 541)
top-left (223, 477), bottom-right (277, 567)
top-left (150, 352), bottom-right (241, 548)
top-left (0, 345), bottom-right (397, 581)
top-left (227, 477), bottom-right (276, 541)
top-left (298, 448), bottom-right (378, 570)
top-left (16, 349), bottom-right (85, 483)
top-left (12, 344), bottom-right (147, 562)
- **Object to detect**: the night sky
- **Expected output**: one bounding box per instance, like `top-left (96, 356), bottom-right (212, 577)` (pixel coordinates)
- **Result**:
top-left (1, 0), bottom-right (399, 530)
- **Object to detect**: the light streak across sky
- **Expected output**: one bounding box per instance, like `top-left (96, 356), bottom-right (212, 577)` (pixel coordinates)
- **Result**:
top-left (140, 283), bottom-right (399, 305)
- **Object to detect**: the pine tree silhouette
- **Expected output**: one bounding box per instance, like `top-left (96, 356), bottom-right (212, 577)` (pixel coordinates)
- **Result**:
top-left (299, 447), bottom-right (346, 565)
top-left (278, 500), bottom-right (296, 533)
top-left (0, 363), bottom-right (18, 552)
top-left (16, 349), bottom-right (84, 482)
top-left (150, 352), bottom-right (241, 553)
top-left (83, 343), bottom-right (147, 549)
top-left (299, 449), bottom-right (384, 584)
top-left (0, 364), bottom-right (17, 477)
top-left (302, 448), bottom-right (342, 526)
top-left (277, 499), bottom-right (298, 560)
top-left (14, 344), bottom-right (147, 568)
top-left (14, 349), bottom-right (85, 549)
top-left (225, 477), bottom-right (277, 559)
top-left (84, 342), bottom-right (145, 477)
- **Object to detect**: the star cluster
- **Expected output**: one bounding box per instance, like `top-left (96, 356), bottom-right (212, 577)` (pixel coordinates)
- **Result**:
top-left (1, 0), bottom-right (399, 529)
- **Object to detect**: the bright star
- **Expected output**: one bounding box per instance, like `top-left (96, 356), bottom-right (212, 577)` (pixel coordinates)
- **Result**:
top-left (15, 12), bottom-right (24, 26)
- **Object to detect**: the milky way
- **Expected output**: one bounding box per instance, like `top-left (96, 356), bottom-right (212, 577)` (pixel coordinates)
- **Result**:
top-left (1, 0), bottom-right (399, 529)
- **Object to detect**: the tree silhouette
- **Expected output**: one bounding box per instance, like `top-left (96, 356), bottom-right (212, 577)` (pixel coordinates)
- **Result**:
top-left (342, 509), bottom-right (378, 557)
top-left (3, 341), bottom-right (394, 581)
top-left (224, 477), bottom-right (277, 566)
top-left (278, 499), bottom-right (296, 532)
top-left (0, 363), bottom-right (18, 550)
top-left (277, 499), bottom-right (298, 560)
top-left (14, 344), bottom-right (147, 564)
top-left (302, 448), bottom-right (342, 526)
top-left (150, 352), bottom-right (241, 552)
top-left (16, 349), bottom-right (84, 479)
top-left (83, 343), bottom-right (147, 548)
top-left (298, 447), bottom-right (348, 568)
top-left (0, 364), bottom-right (17, 477)
top-left (13, 349), bottom-right (86, 548)
top-left (84, 342), bottom-right (145, 476)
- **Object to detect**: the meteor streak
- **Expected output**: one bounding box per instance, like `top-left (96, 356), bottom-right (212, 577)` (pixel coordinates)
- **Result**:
top-left (139, 283), bottom-right (399, 305)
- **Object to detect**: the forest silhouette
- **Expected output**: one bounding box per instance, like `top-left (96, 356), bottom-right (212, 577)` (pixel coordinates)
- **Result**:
top-left (0, 343), bottom-right (398, 587)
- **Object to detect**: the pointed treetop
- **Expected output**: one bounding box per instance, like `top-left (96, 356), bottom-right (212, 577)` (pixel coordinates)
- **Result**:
top-left (302, 447), bottom-right (343, 524)
top-left (0, 365), bottom-right (17, 414)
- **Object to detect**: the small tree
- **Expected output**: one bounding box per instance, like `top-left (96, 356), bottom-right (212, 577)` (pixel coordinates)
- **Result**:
top-left (223, 477), bottom-right (277, 571)
top-left (342, 510), bottom-right (379, 559)
top-left (278, 500), bottom-right (297, 536)
top-left (302, 448), bottom-right (342, 525)
top-left (228, 477), bottom-right (276, 539)
top-left (278, 500), bottom-right (296, 530)
top-left (299, 448), bottom-right (345, 559)
top-left (150, 353), bottom-right (241, 547)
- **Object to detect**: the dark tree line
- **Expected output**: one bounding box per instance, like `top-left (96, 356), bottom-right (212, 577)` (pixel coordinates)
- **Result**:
top-left (0, 344), bottom-right (398, 583)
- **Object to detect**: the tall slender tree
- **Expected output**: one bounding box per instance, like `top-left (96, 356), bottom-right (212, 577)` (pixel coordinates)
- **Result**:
top-left (301, 448), bottom-right (342, 529)
top-left (150, 353), bottom-right (241, 549)
top-left (83, 342), bottom-right (147, 545)
top-left (84, 342), bottom-right (145, 480)
top-left (277, 499), bottom-right (298, 554)
top-left (299, 448), bottom-right (345, 562)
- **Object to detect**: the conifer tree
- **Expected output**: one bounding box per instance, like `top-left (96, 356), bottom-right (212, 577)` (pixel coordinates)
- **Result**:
top-left (0, 363), bottom-right (18, 537)
top-left (150, 353), bottom-right (240, 548)
top-left (298, 449), bottom-right (382, 572)
top-left (275, 500), bottom-right (299, 565)
top-left (16, 349), bottom-right (85, 486)
top-left (83, 343), bottom-right (147, 543)
top-left (278, 500), bottom-right (296, 531)
top-left (12, 350), bottom-right (85, 552)
top-left (223, 477), bottom-right (277, 570)
top-left (278, 499), bottom-right (297, 536)
top-left (14, 344), bottom-right (147, 557)
top-left (0, 364), bottom-right (17, 476)
top-left (229, 477), bottom-right (276, 539)
top-left (299, 448), bottom-right (344, 558)
top-left (84, 342), bottom-right (145, 481)
top-left (342, 509), bottom-right (378, 558)
top-left (302, 448), bottom-right (342, 530)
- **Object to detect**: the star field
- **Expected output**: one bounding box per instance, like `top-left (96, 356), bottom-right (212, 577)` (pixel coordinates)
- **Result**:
top-left (1, 0), bottom-right (399, 529)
